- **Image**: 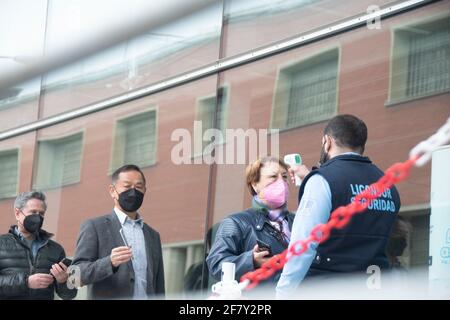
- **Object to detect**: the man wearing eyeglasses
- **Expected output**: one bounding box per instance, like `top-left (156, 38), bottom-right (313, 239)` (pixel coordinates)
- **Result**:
top-left (72, 164), bottom-right (165, 299)
top-left (0, 191), bottom-right (77, 299)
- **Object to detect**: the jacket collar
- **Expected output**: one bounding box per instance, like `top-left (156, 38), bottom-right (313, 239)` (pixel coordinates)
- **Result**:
top-left (321, 153), bottom-right (372, 168)
top-left (9, 225), bottom-right (54, 241)
top-left (114, 207), bottom-right (144, 228)
top-left (249, 207), bottom-right (291, 232)
top-left (105, 212), bottom-right (126, 246)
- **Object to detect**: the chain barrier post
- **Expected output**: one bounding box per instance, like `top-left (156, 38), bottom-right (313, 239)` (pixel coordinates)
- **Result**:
top-left (210, 262), bottom-right (244, 299)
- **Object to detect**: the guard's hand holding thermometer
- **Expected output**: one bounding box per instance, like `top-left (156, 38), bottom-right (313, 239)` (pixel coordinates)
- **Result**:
top-left (284, 154), bottom-right (303, 186)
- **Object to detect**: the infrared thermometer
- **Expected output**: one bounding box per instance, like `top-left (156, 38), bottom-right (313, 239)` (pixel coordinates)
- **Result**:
top-left (284, 154), bottom-right (302, 186)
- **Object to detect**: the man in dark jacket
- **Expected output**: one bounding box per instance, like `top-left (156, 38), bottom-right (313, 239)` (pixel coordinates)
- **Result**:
top-left (0, 191), bottom-right (77, 300)
top-left (72, 164), bottom-right (165, 299)
top-left (277, 114), bottom-right (401, 298)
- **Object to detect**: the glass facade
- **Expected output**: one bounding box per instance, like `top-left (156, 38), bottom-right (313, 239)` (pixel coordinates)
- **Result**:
top-left (0, 0), bottom-right (46, 130)
top-left (0, 0), bottom-right (449, 299)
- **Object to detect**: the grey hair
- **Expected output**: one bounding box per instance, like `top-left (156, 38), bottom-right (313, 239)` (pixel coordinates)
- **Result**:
top-left (14, 191), bottom-right (47, 211)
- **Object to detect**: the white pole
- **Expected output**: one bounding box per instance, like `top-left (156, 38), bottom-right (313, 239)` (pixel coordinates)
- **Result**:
top-left (211, 262), bottom-right (242, 299)
top-left (429, 145), bottom-right (450, 297)
top-left (221, 262), bottom-right (236, 283)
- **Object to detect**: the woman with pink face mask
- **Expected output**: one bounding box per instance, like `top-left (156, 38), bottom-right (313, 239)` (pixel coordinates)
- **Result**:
top-left (206, 157), bottom-right (294, 288)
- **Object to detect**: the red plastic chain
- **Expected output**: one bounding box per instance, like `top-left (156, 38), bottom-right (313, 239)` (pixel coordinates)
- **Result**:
top-left (240, 156), bottom-right (418, 290)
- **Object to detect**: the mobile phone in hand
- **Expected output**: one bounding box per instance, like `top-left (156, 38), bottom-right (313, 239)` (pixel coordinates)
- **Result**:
top-left (61, 257), bottom-right (72, 267)
top-left (256, 239), bottom-right (273, 257)
top-left (119, 228), bottom-right (134, 260)
top-left (119, 228), bottom-right (130, 247)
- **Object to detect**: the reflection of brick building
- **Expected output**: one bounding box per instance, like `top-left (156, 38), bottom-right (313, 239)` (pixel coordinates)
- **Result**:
top-left (213, 1), bottom-right (450, 272)
top-left (0, 1), bottom-right (449, 294)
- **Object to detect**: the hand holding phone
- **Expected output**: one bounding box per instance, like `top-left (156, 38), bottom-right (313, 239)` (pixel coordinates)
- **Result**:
top-left (119, 228), bottom-right (133, 261)
top-left (119, 228), bottom-right (131, 248)
top-left (256, 239), bottom-right (273, 257)
top-left (60, 257), bottom-right (72, 267)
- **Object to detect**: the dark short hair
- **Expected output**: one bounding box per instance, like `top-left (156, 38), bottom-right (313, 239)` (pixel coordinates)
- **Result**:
top-left (111, 164), bottom-right (146, 185)
top-left (245, 156), bottom-right (289, 196)
top-left (324, 114), bottom-right (368, 153)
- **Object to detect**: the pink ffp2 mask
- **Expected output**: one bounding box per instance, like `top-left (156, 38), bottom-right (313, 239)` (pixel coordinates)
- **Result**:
top-left (259, 178), bottom-right (289, 209)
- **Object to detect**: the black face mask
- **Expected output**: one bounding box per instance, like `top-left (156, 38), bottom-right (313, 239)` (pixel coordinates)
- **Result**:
top-left (21, 212), bottom-right (44, 235)
top-left (117, 188), bottom-right (144, 212)
top-left (318, 143), bottom-right (330, 166)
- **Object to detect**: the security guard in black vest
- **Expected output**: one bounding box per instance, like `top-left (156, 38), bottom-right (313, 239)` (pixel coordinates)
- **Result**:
top-left (276, 114), bottom-right (400, 298)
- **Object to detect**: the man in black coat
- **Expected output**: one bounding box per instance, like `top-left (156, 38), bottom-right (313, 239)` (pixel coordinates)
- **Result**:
top-left (0, 191), bottom-right (77, 300)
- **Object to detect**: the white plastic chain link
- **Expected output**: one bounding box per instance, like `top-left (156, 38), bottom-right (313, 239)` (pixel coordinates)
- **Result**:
top-left (410, 117), bottom-right (450, 167)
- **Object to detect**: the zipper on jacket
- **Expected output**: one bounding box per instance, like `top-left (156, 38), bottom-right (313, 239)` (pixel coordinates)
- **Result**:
top-left (33, 238), bottom-right (50, 267)
top-left (14, 236), bottom-right (34, 274)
